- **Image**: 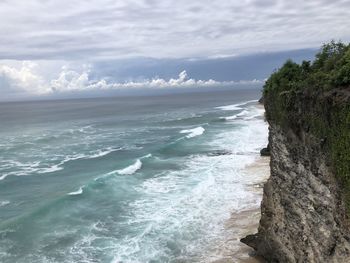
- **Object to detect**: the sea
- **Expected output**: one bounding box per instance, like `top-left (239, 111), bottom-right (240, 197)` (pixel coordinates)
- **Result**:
top-left (0, 88), bottom-right (268, 263)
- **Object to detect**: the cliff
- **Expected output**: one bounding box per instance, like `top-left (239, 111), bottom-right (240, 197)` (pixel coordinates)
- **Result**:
top-left (241, 42), bottom-right (350, 262)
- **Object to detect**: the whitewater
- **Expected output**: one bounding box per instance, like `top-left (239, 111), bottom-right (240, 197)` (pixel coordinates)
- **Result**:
top-left (0, 89), bottom-right (268, 262)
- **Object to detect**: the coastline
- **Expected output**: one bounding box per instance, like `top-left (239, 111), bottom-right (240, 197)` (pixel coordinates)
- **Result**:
top-left (211, 156), bottom-right (270, 263)
top-left (0, 96), bottom-right (269, 262)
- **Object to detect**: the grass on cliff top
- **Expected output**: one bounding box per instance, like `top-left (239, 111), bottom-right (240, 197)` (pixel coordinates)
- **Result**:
top-left (263, 41), bottom-right (350, 214)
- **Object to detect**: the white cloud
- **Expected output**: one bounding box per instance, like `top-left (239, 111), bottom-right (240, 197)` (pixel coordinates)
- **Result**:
top-left (0, 62), bottom-right (262, 99)
top-left (51, 67), bottom-right (90, 92)
top-left (0, 61), bottom-right (50, 94)
top-left (0, 0), bottom-right (349, 60)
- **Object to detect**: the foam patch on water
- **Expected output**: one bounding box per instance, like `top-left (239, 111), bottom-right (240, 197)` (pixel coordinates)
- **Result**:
top-left (86, 147), bottom-right (121, 159)
top-left (58, 147), bottom-right (121, 165)
top-left (180, 126), bottom-right (205, 138)
top-left (236, 110), bottom-right (249, 117)
top-left (141, 153), bottom-right (152, 159)
top-left (215, 100), bottom-right (257, 111)
top-left (0, 174), bottom-right (9, 181)
top-left (117, 159), bottom-right (142, 175)
top-left (0, 147), bottom-right (122, 181)
top-left (0, 200), bottom-right (10, 207)
top-left (216, 105), bottom-right (242, 111)
top-left (68, 186), bottom-right (84, 196)
top-left (220, 115), bottom-right (237, 121)
top-left (220, 105), bottom-right (265, 122)
top-left (37, 165), bottom-right (64, 174)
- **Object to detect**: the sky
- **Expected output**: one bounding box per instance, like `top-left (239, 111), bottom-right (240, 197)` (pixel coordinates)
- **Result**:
top-left (0, 0), bottom-right (349, 101)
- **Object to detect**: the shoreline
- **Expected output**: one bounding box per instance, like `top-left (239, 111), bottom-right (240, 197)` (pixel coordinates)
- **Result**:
top-left (211, 156), bottom-right (270, 263)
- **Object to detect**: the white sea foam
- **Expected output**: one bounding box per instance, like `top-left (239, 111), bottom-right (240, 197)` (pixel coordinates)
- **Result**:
top-left (0, 174), bottom-right (9, 181)
top-left (68, 186), bottom-right (84, 195)
top-left (243, 113), bottom-right (262, 120)
top-left (215, 99), bottom-right (257, 111)
top-left (180, 126), bottom-right (205, 138)
top-left (37, 165), bottom-right (64, 174)
top-left (60, 147), bottom-right (121, 164)
top-left (0, 159), bottom-right (64, 180)
top-left (0, 200), bottom-right (10, 207)
top-left (78, 125), bottom-right (94, 134)
top-left (220, 115), bottom-right (237, 121)
top-left (215, 105), bottom-right (242, 111)
top-left (0, 147), bottom-right (122, 181)
top-left (107, 105), bottom-right (268, 262)
top-left (87, 147), bottom-right (121, 159)
top-left (117, 159), bottom-right (142, 175)
top-left (96, 154), bottom-right (150, 179)
top-left (221, 106), bottom-right (264, 122)
top-left (236, 109), bottom-right (249, 117)
top-left (0, 170), bottom-right (34, 180)
top-left (240, 107), bottom-right (265, 121)
top-left (141, 153), bottom-right (152, 159)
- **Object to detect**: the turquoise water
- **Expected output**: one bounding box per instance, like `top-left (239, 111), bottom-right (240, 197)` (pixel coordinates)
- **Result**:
top-left (0, 89), bottom-right (268, 262)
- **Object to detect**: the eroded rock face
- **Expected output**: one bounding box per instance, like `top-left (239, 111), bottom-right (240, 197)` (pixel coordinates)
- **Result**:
top-left (242, 124), bottom-right (350, 262)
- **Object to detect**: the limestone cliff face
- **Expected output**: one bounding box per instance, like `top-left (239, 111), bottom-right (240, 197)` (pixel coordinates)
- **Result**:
top-left (242, 89), bottom-right (350, 262)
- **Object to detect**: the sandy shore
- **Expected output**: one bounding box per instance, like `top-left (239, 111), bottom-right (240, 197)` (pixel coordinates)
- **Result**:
top-left (211, 156), bottom-right (270, 263)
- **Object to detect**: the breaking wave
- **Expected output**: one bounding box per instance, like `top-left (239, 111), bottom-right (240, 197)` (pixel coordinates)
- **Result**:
top-left (180, 127), bottom-right (205, 138)
top-left (117, 159), bottom-right (143, 175)
top-left (67, 186), bottom-right (84, 196)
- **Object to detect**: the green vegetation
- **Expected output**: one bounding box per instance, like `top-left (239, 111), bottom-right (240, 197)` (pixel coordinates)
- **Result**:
top-left (264, 41), bottom-right (350, 95)
top-left (263, 41), bottom-right (350, 212)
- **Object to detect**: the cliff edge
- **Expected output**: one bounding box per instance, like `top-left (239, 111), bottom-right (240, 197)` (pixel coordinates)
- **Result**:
top-left (241, 42), bottom-right (350, 262)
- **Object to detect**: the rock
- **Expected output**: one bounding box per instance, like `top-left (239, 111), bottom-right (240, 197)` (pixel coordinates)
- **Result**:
top-left (241, 234), bottom-right (259, 250)
top-left (260, 144), bottom-right (270, 156)
top-left (241, 88), bottom-right (350, 262)
top-left (258, 96), bottom-right (264, 104)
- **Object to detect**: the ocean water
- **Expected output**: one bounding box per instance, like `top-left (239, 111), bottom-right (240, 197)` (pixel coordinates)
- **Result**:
top-left (0, 89), bottom-right (268, 263)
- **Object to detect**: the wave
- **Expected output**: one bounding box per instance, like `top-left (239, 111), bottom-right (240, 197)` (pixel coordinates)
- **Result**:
top-left (95, 154), bottom-right (151, 180)
top-left (215, 105), bottom-right (242, 111)
top-left (179, 127), bottom-right (205, 138)
top-left (220, 109), bottom-right (252, 121)
top-left (220, 115), bottom-right (237, 121)
top-left (37, 165), bottom-right (64, 174)
top-left (242, 114), bottom-right (263, 120)
top-left (77, 125), bottom-right (95, 134)
top-left (122, 111), bottom-right (268, 261)
top-left (59, 147), bottom-right (121, 164)
top-left (117, 159), bottom-right (142, 175)
top-left (141, 153), bottom-right (152, 159)
top-left (67, 186), bottom-right (84, 196)
top-left (86, 147), bottom-right (121, 159)
top-left (159, 113), bottom-right (203, 124)
top-left (0, 200), bottom-right (10, 207)
top-left (236, 110), bottom-right (249, 117)
top-left (0, 174), bottom-right (9, 181)
top-left (0, 147), bottom-right (123, 181)
top-left (215, 99), bottom-right (258, 111)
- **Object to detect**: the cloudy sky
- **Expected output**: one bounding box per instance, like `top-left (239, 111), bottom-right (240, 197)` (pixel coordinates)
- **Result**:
top-left (0, 0), bottom-right (349, 100)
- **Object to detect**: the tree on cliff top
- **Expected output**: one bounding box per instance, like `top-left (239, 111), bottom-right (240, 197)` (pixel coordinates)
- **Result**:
top-left (264, 41), bottom-right (350, 94)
